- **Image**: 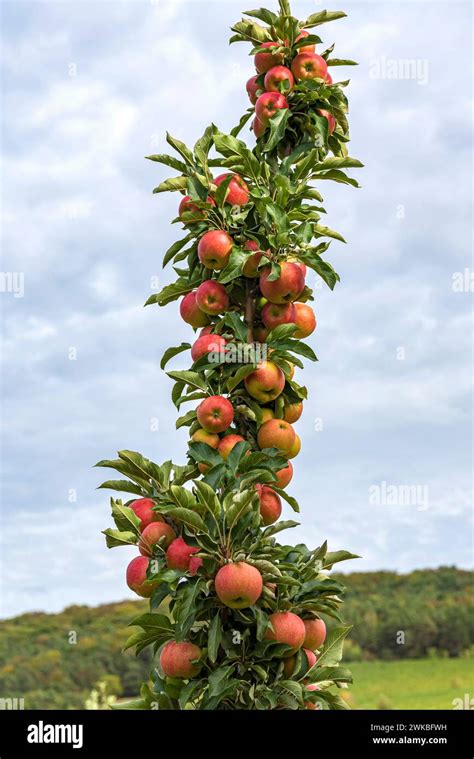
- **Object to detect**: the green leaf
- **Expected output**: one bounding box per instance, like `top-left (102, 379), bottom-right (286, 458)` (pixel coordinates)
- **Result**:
top-left (166, 132), bottom-right (195, 165)
top-left (153, 176), bottom-right (188, 194)
top-left (314, 625), bottom-right (352, 667)
top-left (262, 519), bottom-right (299, 537)
top-left (176, 409), bottom-right (197, 430)
top-left (262, 108), bottom-right (290, 153)
top-left (208, 612), bottom-right (222, 663)
top-left (323, 550), bottom-right (361, 568)
top-left (102, 528), bottom-right (138, 548)
top-left (227, 364), bottom-right (256, 392)
top-left (168, 507), bottom-right (206, 533)
top-left (160, 343), bottom-right (191, 370)
top-left (327, 58), bottom-right (358, 66)
top-left (243, 7), bottom-right (278, 25)
top-left (145, 154), bottom-right (188, 173)
top-left (146, 274), bottom-right (201, 307)
top-left (304, 10), bottom-right (347, 28)
top-left (223, 311), bottom-right (248, 343)
top-left (273, 487), bottom-right (300, 513)
top-left (218, 247), bottom-right (249, 284)
top-left (97, 480), bottom-right (145, 495)
top-left (111, 500), bottom-right (141, 534)
top-left (167, 370), bottom-right (208, 392)
top-left (312, 258), bottom-right (340, 290)
top-left (162, 236), bottom-right (193, 268)
top-left (194, 480), bottom-right (222, 519)
top-left (193, 124), bottom-right (216, 172)
top-left (313, 224), bottom-right (346, 243)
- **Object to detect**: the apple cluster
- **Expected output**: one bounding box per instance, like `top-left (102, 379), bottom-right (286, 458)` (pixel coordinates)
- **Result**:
top-left (246, 30), bottom-right (336, 139)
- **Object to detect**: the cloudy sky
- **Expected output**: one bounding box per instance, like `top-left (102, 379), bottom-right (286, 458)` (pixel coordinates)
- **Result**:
top-left (0, 0), bottom-right (472, 619)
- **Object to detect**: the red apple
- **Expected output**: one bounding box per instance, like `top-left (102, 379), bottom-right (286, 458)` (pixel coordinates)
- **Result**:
top-left (195, 280), bottom-right (229, 315)
top-left (246, 74), bottom-right (262, 104)
top-left (291, 52), bottom-right (328, 82)
top-left (259, 261), bottom-right (305, 304)
top-left (197, 229), bottom-right (233, 270)
top-left (180, 291), bottom-right (210, 329)
top-left (166, 536), bottom-right (202, 573)
top-left (253, 116), bottom-right (267, 138)
top-left (303, 618), bottom-right (327, 650)
top-left (126, 556), bottom-right (159, 598)
top-left (275, 460), bottom-right (293, 488)
top-left (178, 194), bottom-right (214, 221)
top-left (160, 640), bottom-right (201, 678)
top-left (264, 65), bottom-right (294, 93)
top-left (293, 302), bottom-right (317, 338)
top-left (286, 433), bottom-right (301, 459)
top-left (283, 648), bottom-right (317, 676)
top-left (129, 498), bottom-right (161, 532)
top-left (316, 108), bottom-right (336, 135)
top-left (256, 484), bottom-right (282, 525)
top-left (191, 333), bottom-right (227, 362)
top-left (283, 401), bottom-right (303, 424)
top-left (305, 683), bottom-right (321, 709)
top-left (215, 173), bottom-right (249, 206)
top-left (242, 240), bottom-right (269, 278)
top-left (139, 521), bottom-right (176, 556)
top-left (244, 360), bottom-right (286, 403)
top-left (257, 418), bottom-right (295, 453)
top-left (197, 395), bottom-right (234, 433)
top-left (215, 562), bottom-right (263, 608)
top-left (191, 428), bottom-right (219, 448)
top-left (255, 41), bottom-right (284, 74)
top-left (255, 91), bottom-right (288, 125)
top-left (265, 611), bottom-right (306, 654)
top-left (325, 71), bottom-right (333, 84)
top-left (253, 324), bottom-right (269, 342)
top-left (261, 301), bottom-right (296, 330)
top-left (294, 29), bottom-right (316, 54)
top-left (217, 434), bottom-right (245, 460)
top-left (260, 407), bottom-right (274, 424)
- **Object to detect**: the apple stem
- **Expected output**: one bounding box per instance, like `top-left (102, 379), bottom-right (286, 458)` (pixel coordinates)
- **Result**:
top-left (244, 279), bottom-right (256, 344)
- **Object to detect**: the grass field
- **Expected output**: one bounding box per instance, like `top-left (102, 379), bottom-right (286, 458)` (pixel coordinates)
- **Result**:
top-left (344, 658), bottom-right (474, 710)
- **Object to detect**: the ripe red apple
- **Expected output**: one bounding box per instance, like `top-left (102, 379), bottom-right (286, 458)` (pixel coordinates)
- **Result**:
top-left (246, 75), bottom-right (262, 104)
top-left (139, 521), bottom-right (176, 556)
top-left (197, 229), bottom-right (233, 270)
top-left (259, 262), bottom-right (305, 304)
top-left (264, 65), bottom-right (294, 93)
top-left (275, 460), bottom-right (293, 488)
top-left (192, 428), bottom-right (219, 448)
top-left (255, 41), bottom-right (284, 74)
top-left (291, 52), bottom-right (328, 82)
top-left (253, 116), bottom-right (267, 138)
top-left (294, 29), bottom-right (316, 54)
top-left (197, 395), bottom-right (234, 433)
top-left (244, 360), bottom-right (286, 403)
top-left (261, 301), bottom-right (296, 330)
top-left (303, 618), bottom-right (327, 650)
top-left (255, 91), bottom-right (288, 125)
top-left (179, 291), bottom-right (210, 329)
top-left (265, 611), bottom-right (306, 654)
top-left (129, 498), bottom-right (161, 532)
top-left (178, 194), bottom-right (215, 221)
top-left (126, 556), bottom-right (159, 598)
top-left (195, 280), bottom-right (229, 315)
top-left (293, 302), bottom-right (317, 338)
top-left (160, 640), bottom-right (201, 678)
top-left (215, 562), bottom-right (263, 608)
top-left (215, 173), bottom-right (249, 206)
top-left (218, 434), bottom-right (245, 460)
top-left (166, 536), bottom-right (202, 573)
top-left (316, 108), bottom-right (336, 135)
top-left (191, 333), bottom-right (226, 362)
top-left (256, 484), bottom-right (282, 525)
top-left (242, 240), bottom-right (269, 278)
top-left (287, 433), bottom-right (301, 459)
top-left (283, 401), bottom-right (303, 424)
top-left (257, 418), bottom-right (295, 453)
top-left (283, 648), bottom-right (317, 676)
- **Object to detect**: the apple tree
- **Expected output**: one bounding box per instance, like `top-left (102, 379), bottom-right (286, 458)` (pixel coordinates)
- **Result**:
top-left (98, 0), bottom-right (362, 710)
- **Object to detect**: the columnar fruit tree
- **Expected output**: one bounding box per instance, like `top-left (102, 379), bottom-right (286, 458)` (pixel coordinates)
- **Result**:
top-left (98, 1), bottom-right (362, 710)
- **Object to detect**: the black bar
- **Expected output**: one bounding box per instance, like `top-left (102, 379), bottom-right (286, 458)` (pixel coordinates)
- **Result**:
top-left (0, 709), bottom-right (471, 757)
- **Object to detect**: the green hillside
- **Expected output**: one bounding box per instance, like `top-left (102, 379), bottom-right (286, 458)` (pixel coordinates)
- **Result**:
top-left (0, 567), bottom-right (472, 710)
